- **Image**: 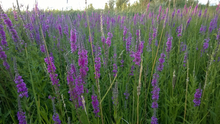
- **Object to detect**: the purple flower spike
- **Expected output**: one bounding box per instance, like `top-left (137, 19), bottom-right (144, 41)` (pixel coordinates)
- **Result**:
top-left (94, 47), bottom-right (101, 79)
top-left (157, 53), bottom-right (166, 72)
top-left (91, 94), bottom-right (100, 117)
top-left (106, 32), bottom-right (113, 47)
top-left (14, 75), bottom-right (28, 98)
top-left (166, 36), bottom-right (173, 53)
top-left (17, 111), bottom-right (26, 124)
top-left (0, 24), bottom-right (8, 47)
top-left (193, 88), bottom-right (202, 107)
top-left (126, 33), bottom-right (132, 52)
top-left (70, 29), bottom-right (77, 53)
top-left (78, 49), bottom-right (89, 78)
top-left (123, 26), bottom-right (127, 41)
top-left (53, 113), bottom-right (61, 124)
top-left (44, 57), bottom-right (60, 87)
top-left (151, 116), bottom-right (158, 124)
top-left (40, 45), bottom-right (46, 53)
top-left (203, 38), bottom-right (210, 50)
top-left (112, 63), bottom-right (118, 77)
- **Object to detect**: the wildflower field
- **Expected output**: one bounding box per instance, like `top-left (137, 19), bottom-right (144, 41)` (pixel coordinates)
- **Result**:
top-left (0, 1), bottom-right (220, 124)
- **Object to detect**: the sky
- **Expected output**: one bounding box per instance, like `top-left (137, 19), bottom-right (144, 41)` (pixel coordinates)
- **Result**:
top-left (0, 0), bottom-right (219, 11)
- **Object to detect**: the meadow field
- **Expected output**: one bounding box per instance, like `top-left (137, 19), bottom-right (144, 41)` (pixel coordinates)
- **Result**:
top-left (0, 1), bottom-right (220, 124)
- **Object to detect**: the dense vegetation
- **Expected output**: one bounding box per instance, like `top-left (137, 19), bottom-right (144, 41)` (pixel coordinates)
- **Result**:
top-left (0, 1), bottom-right (220, 124)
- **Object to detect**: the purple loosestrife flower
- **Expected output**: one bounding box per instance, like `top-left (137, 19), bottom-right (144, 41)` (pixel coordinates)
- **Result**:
top-left (67, 65), bottom-right (74, 85)
top-left (91, 94), bottom-right (100, 117)
top-left (101, 36), bottom-right (105, 44)
top-left (151, 116), bottom-right (158, 124)
top-left (124, 91), bottom-right (130, 100)
top-left (157, 53), bottom-right (166, 72)
top-left (0, 46), bottom-right (9, 70)
top-left (94, 47), bottom-right (101, 79)
top-left (112, 53), bottom-right (118, 77)
top-left (152, 27), bottom-right (157, 40)
top-left (132, 41), bottom-right (144, 66)
top-left (166, 36), bottom-right (173, 53)
top-left (216, 28), bottom-right (220, 40)
top-left (120, 59), bottom-right (124, 67)
top-left (0, 24), bottom-right (8, 47)
top-left (151, 86), bottom-right (160, 108)
top-left (112, 63), bottom-right (118, 77)
top-left (151, 73), bottom-right (159, 87)
top-left (40, 45), bottom-right (46, 53)
top-left (44, 57), bottom-right (60, 87)
top-left (203, 38), bottom-right (210, 50)
top-left (53, 113), bottom-right (61, 124)
top-left (126, 33), bottom-right (132, 52)
top-left (14, 75), bottom-right (28, 98)
top-left (198, 10), bottom-right (202, 17)
top-left (57, 24), bottom-right (62, 38)
top-left (146, 3), bottom-right (150, 13)
top-left (199, 25), bottom-right (206, 34)
top-left (78, 49), bottom-right (89, 78)
top-left (13, 10), bottom-right (18, 21)
top-left (151, 73), bottom-right (160, 108)
top-left (106, 32), bottom-right (113, 47)
top-left (70, 29), bottom-right (77, 53)
top-left (193, 88), bottom-right (202, 106)
top-left (123, 26), bottom-right (127, 41)
top-left (17, 111), bottom-right (26, 124)
top-left (129, 65), bottom-right (135, 76)
top-left (183, 52), bottom-right (188, 67)
top-left (177, 24), bottom-right (183, 37)
top-left (133, 51), bottom-right (141, 66)
top-left (136, 30), bottom-right (140, 41)
top-left (187, 17), bottom-right (192, 26)
top-left (2, 14), bottom-right (20, 43)
top-left (75, 75), bottom-right (84, 107)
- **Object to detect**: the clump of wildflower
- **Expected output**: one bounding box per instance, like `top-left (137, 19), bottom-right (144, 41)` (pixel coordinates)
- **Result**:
top-left (70, 29), bottom-right (77, 53)
top-left (193, 88), bottom-right (202, 106)
top-left (78, 49), bottom-right (89, 78)
top-left (157, 53), bottom-right (166, 72)
top-left (183, 52), bottom-right (188, 67)
top-left (91, 94), bottom-right (100, 117)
